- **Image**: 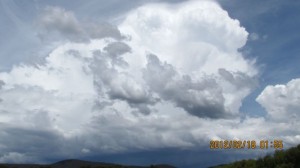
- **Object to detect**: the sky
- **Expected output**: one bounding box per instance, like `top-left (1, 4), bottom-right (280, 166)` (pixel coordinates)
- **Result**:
top-left (0, 0), bottom-right (300, 168)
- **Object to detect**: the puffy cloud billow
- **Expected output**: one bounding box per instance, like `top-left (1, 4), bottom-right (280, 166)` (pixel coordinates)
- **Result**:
top-left (257, 79), bottom-right (300, 122)
top-left (0, 0), bottom-right (299, 163)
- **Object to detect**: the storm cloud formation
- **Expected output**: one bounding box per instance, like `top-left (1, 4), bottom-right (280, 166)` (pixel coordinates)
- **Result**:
top-left (0, 0), bottom-right (299, 164)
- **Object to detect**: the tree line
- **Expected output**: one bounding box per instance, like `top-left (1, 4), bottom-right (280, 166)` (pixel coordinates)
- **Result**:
top-left (211, 144), bottom-right (300, 168)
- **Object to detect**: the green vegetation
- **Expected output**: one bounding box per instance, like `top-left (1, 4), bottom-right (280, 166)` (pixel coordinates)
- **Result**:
top-left (211, 144), bottom-right (300, 168)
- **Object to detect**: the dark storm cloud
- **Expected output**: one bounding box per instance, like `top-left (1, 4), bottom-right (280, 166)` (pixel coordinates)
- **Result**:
top-left (143, 54), bottom-right (228, 118)
top-left (0, 125), bottom-right (65, 162)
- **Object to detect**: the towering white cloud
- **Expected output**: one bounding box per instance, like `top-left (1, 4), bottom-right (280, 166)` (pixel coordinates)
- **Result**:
top-left (118, 0), bottom-right (257, 117)
top-left (1, 0), bottom-right (299, 163)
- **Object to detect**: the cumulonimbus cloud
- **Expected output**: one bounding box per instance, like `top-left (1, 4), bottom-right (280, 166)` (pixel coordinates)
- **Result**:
top-left (0, 0), bottom-right (299, 163)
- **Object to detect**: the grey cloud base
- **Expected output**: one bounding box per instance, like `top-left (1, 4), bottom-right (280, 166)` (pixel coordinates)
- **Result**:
top-left (143, 54), bottom-right (228, 118)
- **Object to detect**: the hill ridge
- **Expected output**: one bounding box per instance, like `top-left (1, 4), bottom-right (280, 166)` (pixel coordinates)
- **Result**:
top-left (0, 159), bottom-right (177, 168)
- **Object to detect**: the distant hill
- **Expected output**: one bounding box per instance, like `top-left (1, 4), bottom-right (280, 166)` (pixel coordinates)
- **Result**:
top-left (209, 144), bottom-right (300, 168)
top-left (0, 159), bottom-right (177, 168)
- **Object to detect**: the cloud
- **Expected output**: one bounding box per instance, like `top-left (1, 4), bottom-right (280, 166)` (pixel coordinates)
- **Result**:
top-left (1, 0), bottom-right (299, 164)
top-left (37, 6), bottom-right (85, 41)
top-left (90, 43), bottom-right (157, 115)
top-left (0, 152), bottom-right (29, 163)
top-left (254, 78), bottom-right (300, 147)
top-left (37, 6), bottom-right (123, 42)
top-left (256, 78), bottom-right (300, 121)
top-left (249, 32), bottom-right (260, 41)
top-left (119, 0), bottom-right (258, 117)
top-left (0, 80), bottom-right (4, 103)
top-left (85, 22), bottom-right (123, 40)
top-left (0, 80), bottom-right (4, 89)
top-left (81, 148), bottom-right (90, 154)
top-left (143, 54), bottom-right (227, 118)
top-left (0, 123), bottom-right (66, 163)
top-left (0, 0), bottom-right (256, 154)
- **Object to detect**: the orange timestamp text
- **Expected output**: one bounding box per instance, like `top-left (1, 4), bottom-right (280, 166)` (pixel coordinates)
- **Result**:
top-left (210, 140), bottom-right (283, 149)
